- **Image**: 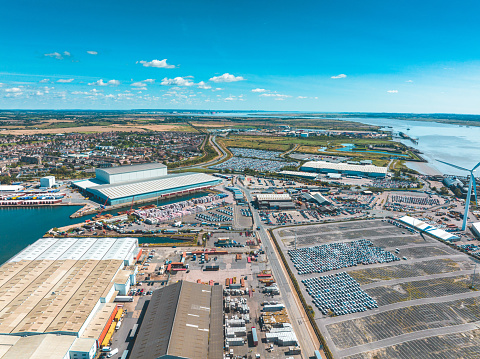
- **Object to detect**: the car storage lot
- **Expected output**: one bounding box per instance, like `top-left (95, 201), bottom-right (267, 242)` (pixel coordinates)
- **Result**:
top-left (273, 219), bottom-right (480, 359)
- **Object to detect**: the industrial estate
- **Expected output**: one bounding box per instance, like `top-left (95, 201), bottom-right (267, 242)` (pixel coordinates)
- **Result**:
top-left (1, 112), bottom-right (480, 359)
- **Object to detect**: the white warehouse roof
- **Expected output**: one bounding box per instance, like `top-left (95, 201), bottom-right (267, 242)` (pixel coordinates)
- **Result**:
top-left (98, 162), bottom-right (166, 175)
top-left (279, 170), bottom-right (318, 179)
top-left (302, 161), bottom-right (388, 175)
top-left (399, 216), bottom-right (460, 241)
top-left (256, 193), bottom-right (292, 202)
top-left (90, 172), bottom-right (219, 200)
top-left (471, 222), bottom-right (480, 238)
top-left (9, 237), bottom-right (139, 263)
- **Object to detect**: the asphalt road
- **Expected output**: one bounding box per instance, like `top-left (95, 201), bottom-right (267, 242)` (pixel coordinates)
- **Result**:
top-left (240, 183), bottom-right (319, 359)
top-left (173, 135), bottom-right (229, 171)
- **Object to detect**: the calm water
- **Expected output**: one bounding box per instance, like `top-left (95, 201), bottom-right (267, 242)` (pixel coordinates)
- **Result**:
top-left (209, 112), bottom-right (480, 175)
top-left (0, 192), bottom-right (208, 265)
top-left (332, 117), bottom-right (480, 176)
top-left (0, 206), bottom-right (79, 264)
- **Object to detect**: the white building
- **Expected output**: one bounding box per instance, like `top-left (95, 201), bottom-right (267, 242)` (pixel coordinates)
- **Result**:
top-left (95, 163), bottom-right (167, 184)
top-left (40, 176), bottom-right (56, 188)
top-left (471, 222), bottom-right (480, 239)
top-left (0, 185), bottom-right (24, 192)
top-left (301, 161), bottom-right (387, 178)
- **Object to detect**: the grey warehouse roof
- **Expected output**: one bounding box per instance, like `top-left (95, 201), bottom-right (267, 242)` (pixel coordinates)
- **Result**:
top-left (130, 281), bottom-right (223, 359)
top-left (89, 172), bottom-right (219, 200)
top-left (98, 162), bottom-right (166, 175)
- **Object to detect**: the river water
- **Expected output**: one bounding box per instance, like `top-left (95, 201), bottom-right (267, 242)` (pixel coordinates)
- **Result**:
top-left (330, 117), bottom-right (480, 176)
top-left (209, 112), bottom-right (480, 176)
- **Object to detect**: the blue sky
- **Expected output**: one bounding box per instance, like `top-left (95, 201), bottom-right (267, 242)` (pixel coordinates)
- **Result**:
top-left (1, 0), bottom-right (480, 113)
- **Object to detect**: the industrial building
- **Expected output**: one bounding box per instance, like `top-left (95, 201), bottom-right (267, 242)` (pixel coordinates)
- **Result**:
top-left (399, 216), bottom-right (460, 242)
top-left (279, 170), bottom-right (318, 180)
top-left (255, 193), bottom-right (295, 210)
top-left (130, 280), bottom-right (223, 359)
top-left (0, 237), bottom-right (139, 359)
top-left (471, 222), bottom-right (480, 239)
top-left (0, 185), bottom-right (24, 193)
top-left (300, 161), bottom-right (388, 178)
top-left (73, 162), bottom-right (222, 205)
top-left (40, 176), bottom-right (55, 188)
top-left (301, 192), bottom-right (332, 206)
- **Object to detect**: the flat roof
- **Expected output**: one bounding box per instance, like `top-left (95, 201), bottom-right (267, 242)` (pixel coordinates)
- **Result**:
top-left (69, 337), bottom-right (96, 352)
top-left (0, 238), bottom-right (136, 336)
top-left (0, 334), bottom-right (76, 359)
top-left (9, 237), bottom-right (138, 262)
top-left (90, 172), bottom-right (220, 200)
top-left (130, 281), bottom-right (223, 359)
top-left (279, 170), bottom-right (318, 179)
top-left (302, 161), bottom-right (388, 174)
top-left (97, 162), bottom-right (166, 175)
top-left (256, 193), bottom-right (292, 202)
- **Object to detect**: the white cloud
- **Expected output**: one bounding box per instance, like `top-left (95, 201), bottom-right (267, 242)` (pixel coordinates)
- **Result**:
top-left (297, 96), bottom-right (308, 99)
top-left (331, 74), bottom-right (347, 79)
top-left (5, 87), bottom-right (22, 93)
top-left (160, 77), bottom-right (194, 86)
top-left (88, 79), bottom-right (120, 86)
top-left (387, 90), bottom-right (399, 93)
top-left (252, 88), bottom-right (266, 93)
top-left (225, 96), bottom-right (235, 101)
top-left (36, 91), bottom-right (44, 96)
top-left (209, 73), bottom-right (245, 83)
top-left (57, 78), bottom-right (74, 83)
top-left (137, 59), bottom-right (175, 68)
top-left (39, 79), bottom-right (50, 83)
top-left (197, 81), bottom-right (212, 89)
top-left (44, 51), bottom-right (71, 60)
top-left (131, 79), bottom-right (155, 87)
top-left (405, 80), bottom-right (413, 83)
top-left (87, 51), bottom-right (98, 55)
top-left (260, 93), bottom-right (291, 98)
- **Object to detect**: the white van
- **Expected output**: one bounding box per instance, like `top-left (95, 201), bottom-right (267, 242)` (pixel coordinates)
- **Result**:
top-left (101, 347), bottom-right (111, 352)
top-left (107, 348), bottom-right (118, 357)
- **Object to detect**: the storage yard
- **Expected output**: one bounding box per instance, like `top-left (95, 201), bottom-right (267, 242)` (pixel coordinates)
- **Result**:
top-left (273, 219), bottom-right (480, 358)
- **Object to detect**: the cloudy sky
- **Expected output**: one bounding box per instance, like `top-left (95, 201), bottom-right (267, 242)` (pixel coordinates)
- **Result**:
top-left (1, 0), bottom-right (480, 113)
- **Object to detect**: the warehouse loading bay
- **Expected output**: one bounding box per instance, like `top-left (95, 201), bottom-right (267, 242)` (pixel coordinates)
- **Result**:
top-left (274, 219), bottom-right (480, 359)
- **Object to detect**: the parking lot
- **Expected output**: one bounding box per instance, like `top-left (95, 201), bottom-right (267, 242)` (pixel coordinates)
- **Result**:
top-left (272, 219), bottom-right (480, 358)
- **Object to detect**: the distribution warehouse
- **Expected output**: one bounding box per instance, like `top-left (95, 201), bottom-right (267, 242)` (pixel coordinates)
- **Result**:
top-left (300, 160), bottom-right (388, 177)
top-left (73, 162), bottom-right (222, 205)
top-left (0, 237), bottom-right (139, 359)
top-left (130, 280), bottom-right (223, 359)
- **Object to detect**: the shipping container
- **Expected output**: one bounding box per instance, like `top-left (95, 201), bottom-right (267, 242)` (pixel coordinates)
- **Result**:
top-left (114, 296), bottom-right (134, 302)
top-left (99, 305), bottom-right (118, 346)
top-left (252, 327), bottom-right (258, 346)
top-left (129, 324), bottom-right (138, 339)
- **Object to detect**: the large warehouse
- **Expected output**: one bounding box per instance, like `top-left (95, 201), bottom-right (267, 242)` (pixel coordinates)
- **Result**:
top-left (255, 193), bottom-right (295, 210)
top-left (0, 237), bottom-right (139, 359)
top-left (73, 162), bottom-right (222, 205)
top-left (300, 160), bottom-right (388, 178)
top-left (130, 280), bottom-right (223, 359)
